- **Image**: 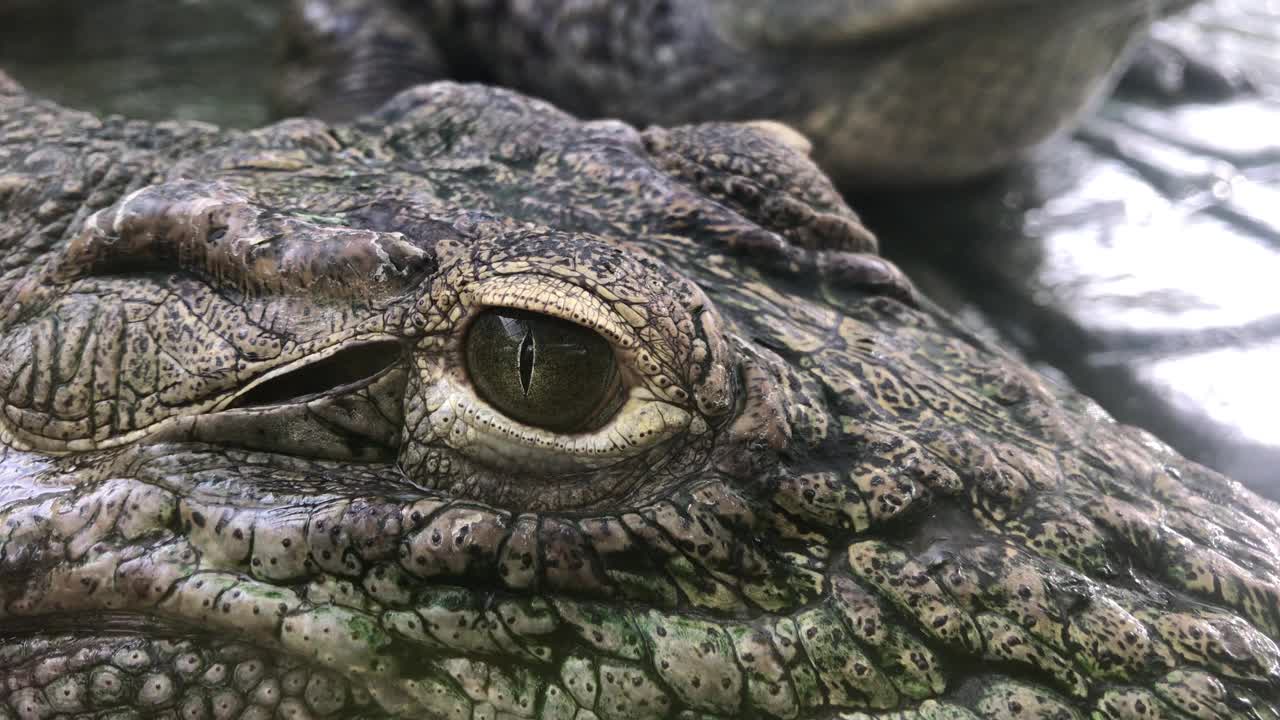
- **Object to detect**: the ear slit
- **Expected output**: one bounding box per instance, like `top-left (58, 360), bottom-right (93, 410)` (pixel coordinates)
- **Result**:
top-left (229, 340), bottom-right (404, 409)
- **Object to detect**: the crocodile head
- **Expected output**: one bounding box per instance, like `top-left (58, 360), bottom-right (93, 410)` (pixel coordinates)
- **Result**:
top-left (698, 0), bottom-right (1179, 183)
top-left (280, 0), bottom-right (1186, 184)
top-left (1, 77), bottom-right (1278, 719)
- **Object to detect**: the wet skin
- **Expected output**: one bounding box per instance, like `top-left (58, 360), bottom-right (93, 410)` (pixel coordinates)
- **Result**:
top-left (1, 74), bottom-right (1279, 718)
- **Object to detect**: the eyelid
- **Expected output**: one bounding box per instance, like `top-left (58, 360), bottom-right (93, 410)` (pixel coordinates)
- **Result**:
top-left (459, 275), bottom-right (641, 352)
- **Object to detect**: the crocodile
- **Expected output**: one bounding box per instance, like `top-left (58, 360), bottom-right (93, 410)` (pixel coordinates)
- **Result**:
top-left (2, 72), bottom-right (1279, 719)
top-left (275, 0), bottom-right (1208, 185)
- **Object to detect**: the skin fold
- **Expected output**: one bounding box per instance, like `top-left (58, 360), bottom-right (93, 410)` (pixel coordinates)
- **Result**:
top-left (276, 0), bottom-right (1201, 184)
top-left (1, 73), bottom-right (1279, 718)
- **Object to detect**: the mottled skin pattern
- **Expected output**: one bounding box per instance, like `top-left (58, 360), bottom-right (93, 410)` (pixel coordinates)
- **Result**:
top-left (276, 0), bottom-right (1198, 184)
top-left (2, 72), bottom-right (1280, 719)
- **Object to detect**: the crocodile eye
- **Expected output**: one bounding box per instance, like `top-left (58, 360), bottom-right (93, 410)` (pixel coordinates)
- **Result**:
top-left (465, 308), bottom-right (625, 433)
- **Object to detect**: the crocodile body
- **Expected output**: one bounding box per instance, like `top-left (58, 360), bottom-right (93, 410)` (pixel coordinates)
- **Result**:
top-left (277, 0), bottom-right (1199, 184)
top-left (2, 73), bottom-right (1279, 718)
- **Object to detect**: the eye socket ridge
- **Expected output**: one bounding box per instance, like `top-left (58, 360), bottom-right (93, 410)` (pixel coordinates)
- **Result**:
top-left (464, 307), bottom-right (627, 434)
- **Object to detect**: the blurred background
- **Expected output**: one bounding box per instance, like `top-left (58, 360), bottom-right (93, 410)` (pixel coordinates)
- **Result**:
top-left (1, 0), bottom-right (1278, 498)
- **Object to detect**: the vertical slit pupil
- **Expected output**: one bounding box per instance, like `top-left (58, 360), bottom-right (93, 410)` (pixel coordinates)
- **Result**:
top-left (467, 308), bottom-right (624, 433)
top-left (518, 329), bottom-right (536, 396)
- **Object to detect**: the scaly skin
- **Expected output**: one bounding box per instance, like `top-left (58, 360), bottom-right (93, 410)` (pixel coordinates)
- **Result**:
top-left (2, 74), bottom-right (1279, 719)
top-left (276, 0), bottom-right (1199, 184)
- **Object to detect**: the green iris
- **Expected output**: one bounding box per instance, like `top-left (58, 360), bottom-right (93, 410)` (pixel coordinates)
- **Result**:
top-left (465, 308), bottom-right (625, 433)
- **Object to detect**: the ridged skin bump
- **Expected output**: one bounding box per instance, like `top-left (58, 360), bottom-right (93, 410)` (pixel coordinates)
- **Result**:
top-left (1, 74), bottom-right (1279, 719)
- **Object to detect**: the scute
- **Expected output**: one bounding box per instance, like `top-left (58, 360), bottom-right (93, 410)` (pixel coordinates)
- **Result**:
top-left (0, 74), bottom-right (1277, 719)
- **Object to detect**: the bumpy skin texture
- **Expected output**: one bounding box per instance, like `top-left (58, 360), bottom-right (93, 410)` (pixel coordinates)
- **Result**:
top-left (2, 74), bottom-right (1280, 719)
top-left (277, 0), bottom-right (1197, 184)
